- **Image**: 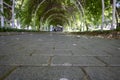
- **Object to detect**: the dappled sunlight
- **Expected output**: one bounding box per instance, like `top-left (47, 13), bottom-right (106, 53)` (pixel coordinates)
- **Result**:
top-left (60, 78), bottom-right (69, 80)
top-left (63, 63), bottom-right (72, 66)
top-left (72, 44), bottom-right (77, 46)
top-left (1, 0), bottom-right (119, 32)
top-left (16, 38), bottom-right (20, 40)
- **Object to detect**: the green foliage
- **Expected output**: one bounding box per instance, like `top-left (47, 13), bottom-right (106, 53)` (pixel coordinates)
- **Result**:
top-left (70, 30), bottom-right (120, 36)
top-left (116, 27), bottom-right (120, 31)
top-left (2, 0), bottom-right (12, 20)
top-left (85, 0), bottom-right (102, 18)
top-left (3, 0), bottom-right (112, 31)
top-left (0, 27), bottom-right (38, 32)
top-left (85, 0), bottom-right (110, 26)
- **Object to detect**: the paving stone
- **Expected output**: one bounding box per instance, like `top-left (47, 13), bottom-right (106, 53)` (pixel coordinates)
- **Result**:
top-left (0, 32), bottom-right (120, 80)
top-left (0, 55), bottom-right (49, 66)
top-left (67, 44), bottom-right (80, 50)
top-left (52, 56), bottom-right (105, 66)
top-left (71, 48), bottom-right (110, 56)
top-left (97, 56), bottom-right (120, 66)
top-left (54, 44), bottom-right (68, 49)
top-left (85, 67), bottom-right (120, 80)
top-left (0, 55), bottom-right (5, 60)
top-left (5, 67), bottom-right (85, 80)
top-left (33, 49), bottom-right (53, 54)
top-left (84, 40), bottom-right (120, 56)
top-left (102, 48), bottom-right (120, 56)
top-left (52, 49), bottom-right (72, 56)
top-left (27, 43), bottom-right (54, 50)
top-left (0, 66), bottom-right (16, 79)
top-left (0, 46), bottom-right (32, 56)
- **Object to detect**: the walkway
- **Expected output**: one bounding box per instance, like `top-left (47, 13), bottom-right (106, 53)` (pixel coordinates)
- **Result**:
top-left (0, 32), bottom-right (120, 80)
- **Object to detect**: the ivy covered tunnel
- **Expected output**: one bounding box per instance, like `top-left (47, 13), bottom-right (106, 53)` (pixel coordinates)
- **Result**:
top-left (0, 0), bottom-right (120, 32)
top-left (23, 0), bottom-right (82, 31)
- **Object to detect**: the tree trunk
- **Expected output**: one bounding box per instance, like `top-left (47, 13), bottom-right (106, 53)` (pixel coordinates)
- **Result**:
top-left (111, 0), bottom-right (116, 30)
top-left (37, 25), bottom-right (40, 31)
top-left (76, 0), bottom-right (85, 31)
top-left (101, 0), bottom-right (105, 31)
top-left (12, 0), bottom-right (15, 28)
top-left (85, 21), bottom-right (89, 31)
top-left (27, 25), bottom-right (29, 30)
top-left (115, 8), bottom-right (119, 29)
top-left (0, 0), bottom-right (4, 27)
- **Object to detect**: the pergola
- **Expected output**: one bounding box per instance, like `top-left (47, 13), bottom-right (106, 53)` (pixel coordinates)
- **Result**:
top-left (0, 0), bottom-right (118, 31)
top-left (0, 0), bottom-right (15, 28)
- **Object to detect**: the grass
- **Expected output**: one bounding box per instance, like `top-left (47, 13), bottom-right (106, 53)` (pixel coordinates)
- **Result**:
top-left (68, 28), bottom-right (120, 39)
top-left (0, 27), bottom-right (39, 32)
top-left (69, 29), bottom-right (120, 35)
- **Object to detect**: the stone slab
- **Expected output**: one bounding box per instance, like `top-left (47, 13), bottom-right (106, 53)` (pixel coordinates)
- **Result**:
top-left (0, 55), bottom-right (5, 60)
top-left (0, 55), bottom-right (49, 66)
top-left (33, 50), bottom-right (53, 55)
top-left (85, 67), bottom-right (120, 80)
top-left (5, 67), bottom-right (84, 80)
top-left (71, 48), bottom-right (110, 56)
top-left (0, 47), bottom-right (32, 56)
top-left (52, 49), bottom-right (72, 56)
top-left (54, 44), bottom-right (68, 49)
top-left (52, 56), bottom-right (105, 66)
top-left (102, 48), bottom-right (120, 56)
top-left (0, 66), bottom-right (16, 79)
top-left (97, 56), bottom-right (120, 66)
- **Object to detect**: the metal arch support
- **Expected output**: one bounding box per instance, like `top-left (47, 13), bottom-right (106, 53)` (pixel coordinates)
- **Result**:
top-left (34, 0), bottom-right (47, 26)
top-left (39, 7), bottom-right (70, 24)
top-left (45, 14), bottom-right (71, 27)
top-left (3, 2), bottom-right (12, 8)
top-left (0, 0), bottom-right (4, 27)
top-left (74, 0), bottom-right (85, 31)
top-left (47, 17), bottom-right (68, 26)
top-left (44, 13), bottom-right (69, 23)
top-left (12, 0), bottom-right (15, 28)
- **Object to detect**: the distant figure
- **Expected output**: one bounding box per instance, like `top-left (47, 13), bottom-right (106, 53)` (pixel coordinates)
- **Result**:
top-left (53, 27), bottom-right (57, 32)
top-left (53, 26), bottom-right (63, 32)
top-left (50, 25), bottom-right (53, 31)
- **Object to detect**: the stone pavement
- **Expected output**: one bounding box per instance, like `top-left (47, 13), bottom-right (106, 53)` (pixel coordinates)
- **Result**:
top-left (0, 32), bottom-right (120, 80)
